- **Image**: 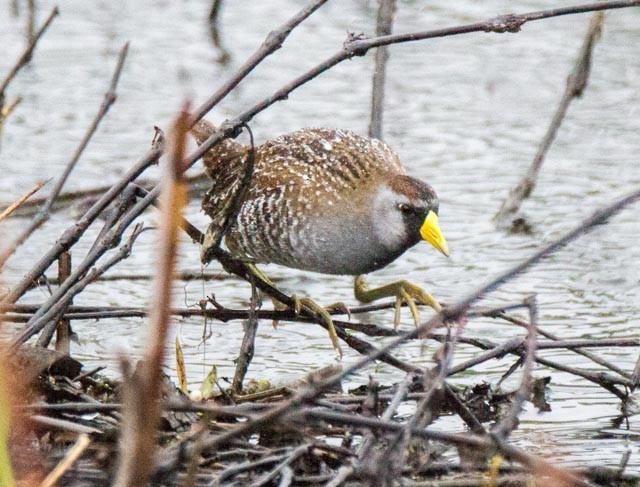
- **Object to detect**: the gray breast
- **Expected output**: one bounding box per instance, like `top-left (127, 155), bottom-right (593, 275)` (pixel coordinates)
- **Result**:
top-left (226, 195), bottom-right (408, 276)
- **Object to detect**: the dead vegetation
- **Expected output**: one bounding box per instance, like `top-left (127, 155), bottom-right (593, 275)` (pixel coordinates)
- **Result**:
top-left (1, 1), bottom-right (640, 485)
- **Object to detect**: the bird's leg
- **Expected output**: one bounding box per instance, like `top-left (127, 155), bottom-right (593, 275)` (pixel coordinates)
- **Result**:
top-left (245, 263), bottom-right (342, 357)
top-left (244, 263), bottom-right (297, 321)
top-left (354, 275), bottom-right (441, 329)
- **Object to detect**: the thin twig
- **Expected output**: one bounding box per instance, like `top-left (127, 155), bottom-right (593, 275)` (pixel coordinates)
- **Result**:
top-left (492, 296), bottom-right (538, 440)
top-left (0, 6), bottom-right (58, 97)
top-left (207, 0), bottom-right (230, 63)
top-left (231, 279), bottom-right (260, 394)
top-left (25, 269), bottom-right (241, 287)
top-left (40, 434), bottom-right (91, 487)
top-left (494, 12), bottom-right (605, 229)
top-left (0, 180), bottom-right (48, 222)
top-left (25, 0), bottom-right (36, 46)
top-left (344, 0), bottom-right (636, 54)
top-left (54, 252), bottom-right (72, 354)
top-left (0, 95), bottom-right (22, 143)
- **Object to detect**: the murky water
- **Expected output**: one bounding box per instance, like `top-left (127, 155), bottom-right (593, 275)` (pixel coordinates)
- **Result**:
top-left (1, 0), bottom-right (639, 473)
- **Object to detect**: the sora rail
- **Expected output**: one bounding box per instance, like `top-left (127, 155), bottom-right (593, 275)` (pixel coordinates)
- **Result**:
top-left (192, 120), bottom-right (449, 336)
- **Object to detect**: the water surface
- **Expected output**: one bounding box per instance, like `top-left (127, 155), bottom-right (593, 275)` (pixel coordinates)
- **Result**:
top-left (1, 0), bottom-right (639, 472)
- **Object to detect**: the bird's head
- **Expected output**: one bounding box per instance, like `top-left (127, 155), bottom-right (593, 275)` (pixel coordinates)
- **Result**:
top-left (372, 174), bottom-right (449, 257)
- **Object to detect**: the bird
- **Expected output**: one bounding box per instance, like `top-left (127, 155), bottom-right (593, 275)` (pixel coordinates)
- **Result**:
top-left (191, 120), bottom-right (449, 351)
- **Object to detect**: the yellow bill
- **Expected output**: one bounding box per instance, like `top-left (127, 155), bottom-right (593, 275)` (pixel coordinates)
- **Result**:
top-left (420, 210), bottom-right (449, 257)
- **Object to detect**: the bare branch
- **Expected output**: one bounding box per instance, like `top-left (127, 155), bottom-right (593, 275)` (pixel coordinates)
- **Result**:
top-left (0, 6), bottom-right (59, 97)
top-left (345, 0), bottom-right (636, 53)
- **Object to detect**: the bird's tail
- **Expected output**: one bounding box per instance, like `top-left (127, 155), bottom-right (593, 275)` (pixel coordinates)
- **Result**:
top-left (190, 119), bottom-right (246, 180)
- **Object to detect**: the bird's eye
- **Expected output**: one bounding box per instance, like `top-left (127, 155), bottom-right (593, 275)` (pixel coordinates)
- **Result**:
top-left (398, 204), bottom-right (414, 215)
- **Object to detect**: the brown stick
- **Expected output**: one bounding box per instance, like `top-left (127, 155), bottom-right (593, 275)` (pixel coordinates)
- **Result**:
top-left (23, 269), bottom-right (240, 287)
top-left (54, 252), bottom-right (71, 354)
top-left (25, 0), bottom-right (36, 47)
top-left (368, 0), bottom-right (397, 140)
top-left (113, 106), bottom-right (190, 487)
top-left (0, 95), bottom-right (22, 142)
top-left (494, 13), bottom-right (604, 229)
top-left (231, 281), bottom-right (260, 394)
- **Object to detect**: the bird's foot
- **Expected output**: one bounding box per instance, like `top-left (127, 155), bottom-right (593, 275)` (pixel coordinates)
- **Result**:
top-left (354, 275), bottom-right (441, 329)
top-left (243, 263), bottom-right (343, 356)
top-left (296, 296), bottom-right (343, 359)
top-left (268, 293), bottom-right (343, 358)
top-left (324, 301), bottom-right (351, 321)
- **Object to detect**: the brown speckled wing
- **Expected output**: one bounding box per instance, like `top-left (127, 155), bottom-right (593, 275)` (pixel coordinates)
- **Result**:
top-left (193, 123), bottom-right (408, 268)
